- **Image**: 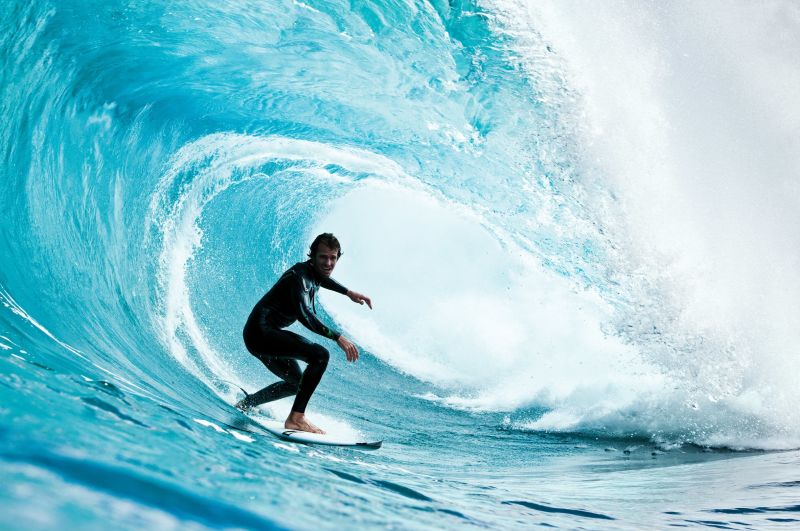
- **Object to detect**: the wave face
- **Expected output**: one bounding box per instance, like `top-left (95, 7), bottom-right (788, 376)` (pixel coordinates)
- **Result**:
top-left (2, 0), bottom-right (800, 528)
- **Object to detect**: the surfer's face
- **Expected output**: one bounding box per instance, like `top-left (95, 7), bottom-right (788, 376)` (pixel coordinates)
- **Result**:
top-left (312, 244), bottom-right (339, 278)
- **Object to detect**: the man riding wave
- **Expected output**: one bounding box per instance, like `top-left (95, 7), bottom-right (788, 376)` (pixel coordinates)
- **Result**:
top-left (236, 233), bottom-right (372, 434)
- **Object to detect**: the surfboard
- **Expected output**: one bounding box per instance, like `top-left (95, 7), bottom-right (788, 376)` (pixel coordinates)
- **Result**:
top-left (256, 419), bottom-right (383, 450)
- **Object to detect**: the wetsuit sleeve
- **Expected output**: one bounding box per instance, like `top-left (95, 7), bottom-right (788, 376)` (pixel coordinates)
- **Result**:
top-left (292, 275), bottom-right (341, 341)
top-left (321, 276), bottom-right (349, 295)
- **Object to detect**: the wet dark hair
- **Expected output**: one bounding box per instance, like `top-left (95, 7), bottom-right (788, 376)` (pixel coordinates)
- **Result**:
top-left (308, 233), bottom-right (342, 259)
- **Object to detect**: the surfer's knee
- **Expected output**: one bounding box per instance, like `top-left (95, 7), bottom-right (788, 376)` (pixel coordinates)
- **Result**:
top-left (284, 373), bottom-right (302, 386)
top-left (309, 344), bottom-right (329, 366)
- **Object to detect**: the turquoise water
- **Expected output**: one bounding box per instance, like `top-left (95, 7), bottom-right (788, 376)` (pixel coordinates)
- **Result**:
top-left (3, 0), bottom-right (800, 528)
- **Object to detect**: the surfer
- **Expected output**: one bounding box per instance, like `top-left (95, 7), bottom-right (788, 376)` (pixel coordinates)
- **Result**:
top-left (236, 233), bottom-right (372, 434)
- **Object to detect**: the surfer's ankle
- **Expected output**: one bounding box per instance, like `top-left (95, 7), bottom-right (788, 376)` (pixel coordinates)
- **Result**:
top-left (285, 411), bottom-right (304, 428)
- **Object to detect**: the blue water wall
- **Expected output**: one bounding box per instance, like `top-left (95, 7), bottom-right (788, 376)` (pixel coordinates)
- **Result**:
top-left (3, 0), bottom-right (799, 528)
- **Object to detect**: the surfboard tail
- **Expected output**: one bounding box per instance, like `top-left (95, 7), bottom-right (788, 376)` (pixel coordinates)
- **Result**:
top-left (355, 441), bottom-right (383, 450)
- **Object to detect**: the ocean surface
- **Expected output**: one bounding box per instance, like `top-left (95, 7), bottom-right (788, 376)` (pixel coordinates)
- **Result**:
top-left (2, 0), bottom-right (800, 528)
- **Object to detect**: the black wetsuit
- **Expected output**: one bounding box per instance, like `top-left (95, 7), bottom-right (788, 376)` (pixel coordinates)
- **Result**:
top-left (239, 261), bottom-right (348, 413)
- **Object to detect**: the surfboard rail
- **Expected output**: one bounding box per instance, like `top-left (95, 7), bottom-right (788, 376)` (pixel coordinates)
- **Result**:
top-left (257, 419), bottom-right (383, 450)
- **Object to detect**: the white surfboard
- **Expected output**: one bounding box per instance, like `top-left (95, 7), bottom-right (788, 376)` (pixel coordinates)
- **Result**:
top-left (257, 419), bottom-right (382, 450)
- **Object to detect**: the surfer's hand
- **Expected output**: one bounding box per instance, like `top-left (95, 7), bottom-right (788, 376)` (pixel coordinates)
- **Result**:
top-left (337, 335), bottom-right (359, 362)
top-left (346, 290), bottom-right (372, 309)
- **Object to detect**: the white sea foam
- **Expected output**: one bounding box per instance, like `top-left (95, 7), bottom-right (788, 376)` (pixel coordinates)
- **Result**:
top-left (466, 0), bottom-right (800, 448)
top-left (318, 182), bottom-right (663, 415)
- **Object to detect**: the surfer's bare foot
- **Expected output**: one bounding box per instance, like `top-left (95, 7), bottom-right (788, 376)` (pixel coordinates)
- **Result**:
top-left (285, 411), bottom-right (325, 434)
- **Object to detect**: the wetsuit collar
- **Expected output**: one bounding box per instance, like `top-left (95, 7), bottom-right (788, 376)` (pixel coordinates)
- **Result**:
top-left (305, 260), bottom-right (323, 285)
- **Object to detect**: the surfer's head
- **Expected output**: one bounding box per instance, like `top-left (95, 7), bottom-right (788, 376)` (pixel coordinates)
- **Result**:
top-left (308, 233), bottom-right (342, 278)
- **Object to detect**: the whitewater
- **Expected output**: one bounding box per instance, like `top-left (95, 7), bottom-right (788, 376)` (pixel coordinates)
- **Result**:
top-left (2, 0), bottom-right (799, 528)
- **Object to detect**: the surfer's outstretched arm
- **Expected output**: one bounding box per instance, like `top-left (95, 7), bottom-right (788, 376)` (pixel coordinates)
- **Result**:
top-left (321, 276), bottom-right (348, 294)
top-left (347, 290), bottom-right (372, 308)
top-left (321, 276), bottom-right (372, 309)
top-left (346, 290), bottom-right (372, 309)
